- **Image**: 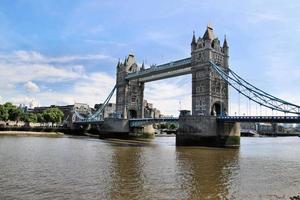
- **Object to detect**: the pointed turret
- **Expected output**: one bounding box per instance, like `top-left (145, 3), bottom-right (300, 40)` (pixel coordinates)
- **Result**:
top-left (191, 31), bottom-right (197, 51)
top-left (141, 62), bottom-right (145, 70)
top-left (223, 35), bottom-right (229, 56)
top-left (203, 25), bottom-right (215, 41)
top-left (223, 35), bottom-right (228, 48)
top-left (123, 56), bottom-right (127, 66)
top-left (117, 58), bottom-right (121, 68)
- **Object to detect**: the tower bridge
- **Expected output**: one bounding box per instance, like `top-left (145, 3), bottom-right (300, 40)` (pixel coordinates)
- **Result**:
top-left (73, 25), bottom-right (300, 148)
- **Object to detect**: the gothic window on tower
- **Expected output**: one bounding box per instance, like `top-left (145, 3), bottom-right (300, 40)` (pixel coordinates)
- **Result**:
top-left (195, 99), bottom-right (201, 111)
top-left (118, 97), bottom-right (123, 103)
top-left (198, 52), bottom-right (205, 62)
top-left (131, 96), bottom-right (136, 103)
top-left (196, 71), bottom-right (205, 79)
top-left (132, 86), bottom-right (137, 94)
top-left (222, 86), bottom-right (227, 96)
top-left (200, 85), bottom-right (205, 92)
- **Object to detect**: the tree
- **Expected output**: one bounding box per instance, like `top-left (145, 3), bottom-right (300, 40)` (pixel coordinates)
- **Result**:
top-left (3, 102), bottom-right (16, 120)
top-left (169, 123), bottom-right (177, 130)
top-left (43, 107), bottom-right (64, 125)
top-left (2, 102), bottom-right (24, 123)
top-left (9, 108), bottom-right (23, 122)
top-left (37, 113), bottom-right (44, 123)
top-left (0, 104), bottom-right (9, 121)
top-left (24, 113), bottom-right (38, 123)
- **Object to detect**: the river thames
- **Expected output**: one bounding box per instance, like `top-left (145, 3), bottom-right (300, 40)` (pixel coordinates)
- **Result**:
top-left (0, 136), bottom-right (299, 200)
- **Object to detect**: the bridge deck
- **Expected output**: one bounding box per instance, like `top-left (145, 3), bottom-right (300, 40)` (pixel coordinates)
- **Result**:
top-left (74, 116), bottom-right (300, 126)
top-left (73, 120), bottom-right (104, 125)
top-left (125, 57), bottom-right (191, 82)
top-left (218, 116), bottom-right (300, 123)
top-left (129, 117), bottom-right (179, 127)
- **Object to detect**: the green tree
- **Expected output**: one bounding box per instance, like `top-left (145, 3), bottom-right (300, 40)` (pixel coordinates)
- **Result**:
top-left (160, 123), bottom-right (167, 129)
top-left (37, 113), bottom-right (44, 123)
top-left (169, 123), bottom-right (177, 130)
top-left (43, 107), bottom-right (64, 125)
top-left (9, 108), bottom-right (23, 122)
top-left (24, 113), bottom-right (38, 123)
top-left (3, 102), bottom-right (24, 123)
top-left (3, 102), bottom-right (16, 119)
top-left (0, 104), bottom-right (9, 121)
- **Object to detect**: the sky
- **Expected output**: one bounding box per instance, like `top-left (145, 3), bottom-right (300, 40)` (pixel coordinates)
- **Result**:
top-left (0, 0), bottom-right (300, 116)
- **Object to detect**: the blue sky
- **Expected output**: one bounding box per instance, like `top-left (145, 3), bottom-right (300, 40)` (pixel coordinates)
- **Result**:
top-left (0, 0), bottom-right (300, 116)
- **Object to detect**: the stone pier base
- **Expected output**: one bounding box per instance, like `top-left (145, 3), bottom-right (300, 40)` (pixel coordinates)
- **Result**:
top-left (130, 124), bottom-right (155, 138)
top-left (176, 115), bottom-right (240, 148)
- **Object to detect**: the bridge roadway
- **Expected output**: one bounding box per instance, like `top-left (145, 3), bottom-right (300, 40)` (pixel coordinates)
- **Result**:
top-left (73, 116), bottom-right (300, 126)
top-left (130, 116), bottom-right (300, 126)
top-left (218, 116), bottom-right (300, 123)
top-left (129, 117), bottom-right (179, 127)
top-left (125, 57), bottom-right (191, 82)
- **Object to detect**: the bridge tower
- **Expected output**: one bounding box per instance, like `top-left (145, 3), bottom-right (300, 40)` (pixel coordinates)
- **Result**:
top-left (116, 54), bottom-right (144, 119)
top-left (177, 26), bottom-right (240, 147)
top-left (191, 25), bottom-right (229, 116)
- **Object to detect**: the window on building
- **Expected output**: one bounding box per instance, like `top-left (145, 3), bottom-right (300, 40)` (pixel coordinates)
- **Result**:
top-left (131, 96), bottom-right (136, 103)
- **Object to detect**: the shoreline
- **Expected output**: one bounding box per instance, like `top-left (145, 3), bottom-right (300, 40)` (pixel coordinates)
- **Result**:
top-left (0, 131), bottom-right (64, 137)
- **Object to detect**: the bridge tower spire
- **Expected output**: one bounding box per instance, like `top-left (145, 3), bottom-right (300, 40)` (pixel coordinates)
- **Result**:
top-left (191, 30), bottom-right (197, 51)
top-left (177, 26), bottom-right (239, 148)
top-left (191, 25), bottom-right (229, 117)
top-left (116, 54), bottom-right (144, 119)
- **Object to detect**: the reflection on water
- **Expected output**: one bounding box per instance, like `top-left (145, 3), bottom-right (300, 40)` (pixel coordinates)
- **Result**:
top-left (175, 147), bottom-right (239, 199)
top-left (0, 136), bottom-right (299, 200)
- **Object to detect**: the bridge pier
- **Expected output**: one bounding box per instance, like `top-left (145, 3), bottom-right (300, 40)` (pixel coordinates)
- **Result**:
top-left (176, 115), bottom-right (240, 148)
top-left (130, 124), bottom-right (155, 138)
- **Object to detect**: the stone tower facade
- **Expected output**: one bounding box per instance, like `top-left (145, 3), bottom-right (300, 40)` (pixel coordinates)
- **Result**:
top-left (116, 54), bottom-right (144, 119)
top-left (191, 26), bottom-right (229, 116)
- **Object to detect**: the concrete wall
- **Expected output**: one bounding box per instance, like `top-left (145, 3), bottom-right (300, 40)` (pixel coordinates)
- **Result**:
top-left (176, 115), bottom-right (240, 147)
top-left (100, 118), bottom-right (129, 133)
top-left (130, 124), bottom-right (155, 138)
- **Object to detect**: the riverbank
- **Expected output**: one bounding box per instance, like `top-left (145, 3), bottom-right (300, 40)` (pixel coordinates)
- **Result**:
top-left (0, 131), bottom-right (64, 137)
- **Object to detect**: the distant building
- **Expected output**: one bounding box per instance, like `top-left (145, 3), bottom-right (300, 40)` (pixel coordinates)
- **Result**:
top-left (240, 122), bottom-right (287, 135)
top-left (144, 100), bottom-right (161, 118)
top-left (29, 103), bottom-right (91, 124)
top-left (257, 123), bottom-right (285, 134)
top-left (94, 103), bottom-right (116, 118)
top-left (93, 100), bottom-right (162, 119)
top-left (240, 122), bottom-right (256, 131)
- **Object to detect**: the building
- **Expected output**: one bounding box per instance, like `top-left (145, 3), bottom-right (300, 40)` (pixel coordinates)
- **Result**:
top-left (144, 100), bottom-right (161, 118)
top-left (94, 103), bottom-right (116, 118)
top-left (116, 54), bottom-right (144, 119)
top-left (94, 101), bottom-right (162, 119)
top-left (29, 103), bottom-right (91, 123)
top-left (257, 123), bottom-right (285, 135)
top-left (240, 122), bottom-right (256, 131)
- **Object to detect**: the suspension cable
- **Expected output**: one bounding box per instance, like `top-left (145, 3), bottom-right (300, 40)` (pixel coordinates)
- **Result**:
top-left (209, 61), bottom-right (300, 115)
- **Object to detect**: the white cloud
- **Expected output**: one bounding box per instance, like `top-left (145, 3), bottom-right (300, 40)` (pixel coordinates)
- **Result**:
top-left (24, 81), bottom-right (40, 93)
top-left (9, 95), bottom-right (38, 106)
top-left (0, 50), bottom-right (117, 107)
top-left (0, 63), bottom-right (81, 84)
top-left (144, 76), bottom-right (191, 116)
top-left (15, 50), bottom-right (44, 62)
top-left (12, 71), bottom-right (117, 107)
top-left (0, 50), bottom-right (117, 87)
top-left (0, 50), bottom-right (115, 64)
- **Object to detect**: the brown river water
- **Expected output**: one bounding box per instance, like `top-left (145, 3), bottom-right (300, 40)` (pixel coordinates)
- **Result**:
top-left (0, 136), bottom-right (299, 200)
